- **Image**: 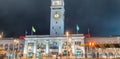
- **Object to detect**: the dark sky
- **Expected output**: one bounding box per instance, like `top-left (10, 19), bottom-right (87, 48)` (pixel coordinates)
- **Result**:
top-left (0, 0), bottom-right (120, 37)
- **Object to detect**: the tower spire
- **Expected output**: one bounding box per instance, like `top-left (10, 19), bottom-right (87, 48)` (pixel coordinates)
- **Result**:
top-left (50, 0), bottom-right (65, 35)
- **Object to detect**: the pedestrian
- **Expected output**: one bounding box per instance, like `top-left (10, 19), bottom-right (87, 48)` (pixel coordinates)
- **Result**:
top-left (15, 53), bottom-right (17, 59)
top-left (19, 54), bottom-right (21, 59)
top-left (60, 54), bottom-right (62, 59)
top-left (56, 53), bottom-right (58, 59)
top-left (97, 52), bottom-right (99, 58)
top-left (9, 52), bottom-right (12, 59)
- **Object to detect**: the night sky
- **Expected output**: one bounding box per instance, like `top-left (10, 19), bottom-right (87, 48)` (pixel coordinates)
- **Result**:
top-left (1, 0), bottom-right (120, 37)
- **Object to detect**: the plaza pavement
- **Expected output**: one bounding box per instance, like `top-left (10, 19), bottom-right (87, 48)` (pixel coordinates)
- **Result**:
top-left (3, 56), bottom-right (120, 59)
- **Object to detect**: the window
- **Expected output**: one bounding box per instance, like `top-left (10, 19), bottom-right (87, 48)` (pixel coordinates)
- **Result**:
top-left (75, 41), bottom-right (81, 45)
top-left (52, 26), bottom-right (54, 29)
top-left (55, 32), bottom-right (57, 34)
top-left (56, 21), bottom-right (58, 24)
top-left (52, 8), bottom-right (62, 10)
top-left (59, 26), bottom-right (61, 29)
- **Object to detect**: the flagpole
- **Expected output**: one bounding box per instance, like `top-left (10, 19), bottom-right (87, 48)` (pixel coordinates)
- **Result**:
top-left (31, 27), bottom-right (33, 35)
top-left (31, 30), bottom-right (33, 35)
top-left (88, 28), bottom-right (90, 34)
top-left (77, 30), bottom-right (78, 34)
top-left (1, 32), bottom-right (3, 36)
top-left (25, 30), bottom-right (27, 35)
top-left (1, 32), bottom-right (3, 38)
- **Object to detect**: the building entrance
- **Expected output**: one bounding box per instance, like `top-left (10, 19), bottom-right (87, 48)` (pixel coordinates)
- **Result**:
top-left (36, 41), bottom-right (46, 58)
top-left (27, 43), bottom-right (34, 58)
top-left (49, 42), bottom-right (59, 57)
top-left (62, 42), bottom-right (72, 56)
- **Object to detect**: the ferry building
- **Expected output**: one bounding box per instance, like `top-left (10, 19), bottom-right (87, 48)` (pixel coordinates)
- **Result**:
top-left (22, 0), bottom-right (120, 58)
top-left (0, 0), bottom-right (120, 59)
top-left (23, 0), bottom-right (85, 58)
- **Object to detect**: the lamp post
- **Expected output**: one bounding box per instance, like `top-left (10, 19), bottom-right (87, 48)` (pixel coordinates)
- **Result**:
top-left (88, 42), bottom-right (95, 59)
top-left (68, 38), bottom-right (72, 58)
top-left (66, 32), bottom-right (69, 59)
top-left (0, 35), bottom-right (2, 38)
top-left (14, 39), bottom-right (19, 59)
top-left (0, 32), bottom-right (4, 39)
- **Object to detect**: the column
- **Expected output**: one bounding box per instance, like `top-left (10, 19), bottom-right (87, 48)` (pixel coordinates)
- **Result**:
top-left (23, 40), bottom-right (28, 54)
top-left (23, 40), bottom-right (28, 59)
top-left (72, 41), bottom-right (75, 54)
top-left (59, 40), bottom-right (62, 53)
top-left (8, 44), bottom-right (10, 51)
top-left (13, 44), bottom-right (15, 52)
top-left (3, 44), bottom-right (5, 49)
top-left (46, 41), bottom-right (49, 54)
top-left (33, 40), bottom-right (37, 59)
top-left (18, 44), bottom-right (19, 51)
top-left (33, 41), bottom-right (37, 54)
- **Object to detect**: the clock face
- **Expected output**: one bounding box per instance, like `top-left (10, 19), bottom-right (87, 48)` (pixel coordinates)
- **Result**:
top-left (54, 12), bottom-right (60, 19)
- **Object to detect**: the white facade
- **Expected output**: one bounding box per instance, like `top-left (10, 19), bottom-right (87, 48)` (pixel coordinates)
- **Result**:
top-left (24, 34), bottom-right (85, 57)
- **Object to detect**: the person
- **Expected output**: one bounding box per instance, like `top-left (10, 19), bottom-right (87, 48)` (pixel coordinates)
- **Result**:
top-left (9, 52), bottom-right (12, 59)
top-left (92, 52), bottom-right (95, 59)
top-left (15, 53), bottom-right (17, 59)
top-left (4, 53), bottom-right (6, 57)
top-left (56, 52), bottom-right (58, 59)
top-left (14, 51), bottom-right (17, 59)
top-left (97, 52), bottom-right (99, 58)
top-left (19, 53), bottom-right (22, 59)
top-left (20, 53), bottom-right (23, 57)
top-left (59, 53), bottom-right (62, 59)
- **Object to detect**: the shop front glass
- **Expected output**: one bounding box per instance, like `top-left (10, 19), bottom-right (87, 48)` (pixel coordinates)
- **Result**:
top-left (27, 43), bottom-right (34, 58)
top-left (36, 42), bottom-right (46, 58)
top-left (75, 48), bottom-right (83, 58)
top-left (62, 42), bottom-right (72, 56)
top-left (49, 42), bottom-right (59, 56)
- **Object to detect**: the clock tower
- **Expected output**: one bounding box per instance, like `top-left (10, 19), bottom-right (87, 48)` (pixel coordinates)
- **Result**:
top-left (50, 0), bottom-right (65, 35)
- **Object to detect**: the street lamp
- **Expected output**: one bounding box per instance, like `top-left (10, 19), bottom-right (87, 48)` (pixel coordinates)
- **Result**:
top-left (0, 32), bottom-right (4, 38)
top-left (66, 32), bottom-right (70, 59)
top-left (66, 32), bottom-right (69, 37)
top-left (88, 42), bottom-right (96, 59)
top-left (0, 35), bottom-right (2, 38)
top-left (88, 42), bottom-right (95, 47)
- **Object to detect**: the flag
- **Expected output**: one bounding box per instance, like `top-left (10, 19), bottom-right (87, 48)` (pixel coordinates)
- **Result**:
top-left (88, 28), bottom-right (90, 34)
top-left (76, 25), bottom-right (80, 31)
top-left (32, 26), bottom-right (36, 33)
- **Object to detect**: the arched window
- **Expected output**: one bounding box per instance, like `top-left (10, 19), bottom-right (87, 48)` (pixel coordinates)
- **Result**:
top-left (5, 44), bottom-right (8, 51)
top-left (0, 44), bottom-right (3, 48)
top-left (10, 44), bottom-right (13, 51)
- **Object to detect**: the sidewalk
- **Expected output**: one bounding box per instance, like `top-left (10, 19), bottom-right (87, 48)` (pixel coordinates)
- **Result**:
top-left (3, 56), bottom-right (120, 59)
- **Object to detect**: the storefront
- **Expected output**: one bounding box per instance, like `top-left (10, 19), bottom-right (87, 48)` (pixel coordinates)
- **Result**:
top-left (85, 37), bottom-right (120, 58)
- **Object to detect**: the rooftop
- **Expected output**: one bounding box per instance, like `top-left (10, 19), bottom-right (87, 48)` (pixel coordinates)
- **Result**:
top-left (26, 34), bottom-right (84, 38)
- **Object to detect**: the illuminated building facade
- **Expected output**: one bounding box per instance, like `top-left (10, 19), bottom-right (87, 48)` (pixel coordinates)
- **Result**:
top-left (85, 37), bottom-right (120, 58)
top-left (23, 0), bottom-right (85, 58)
top-left (0, 38), bottom-right (24, 56)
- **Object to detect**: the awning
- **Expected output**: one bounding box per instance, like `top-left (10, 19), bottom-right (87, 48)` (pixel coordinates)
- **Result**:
top-left (95, 44), bottom-right (120, 48)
